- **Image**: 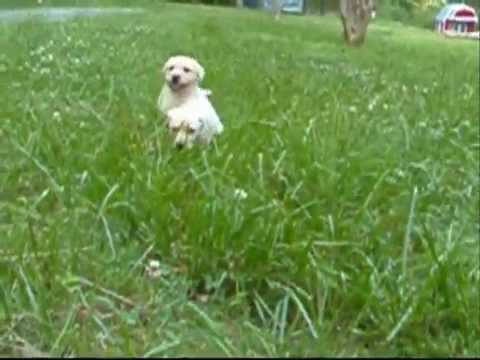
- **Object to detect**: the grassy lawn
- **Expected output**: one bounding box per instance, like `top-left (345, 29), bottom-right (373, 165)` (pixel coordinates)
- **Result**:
top-left (0, 0), bottom-right (154, 8)
top-left (0, 1), bottom-right (479, 357)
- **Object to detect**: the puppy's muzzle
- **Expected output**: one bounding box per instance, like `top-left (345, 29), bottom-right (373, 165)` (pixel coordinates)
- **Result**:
top-left (171, 75), bottom-right (180, 85)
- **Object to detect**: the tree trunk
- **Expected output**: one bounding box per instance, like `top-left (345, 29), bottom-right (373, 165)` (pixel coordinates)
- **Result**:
top-left (236, 0), bottom-right (243, 7)
top-left (320, 0), bottom-right (327, 15)
top-left (272, 0), bottom-right (281, 20)
top-left (339, 0), bottom-right (375, 46)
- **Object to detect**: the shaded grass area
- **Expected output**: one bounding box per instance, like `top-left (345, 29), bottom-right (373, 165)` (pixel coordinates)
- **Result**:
top-left (0, 2), bottom-right (479, 357)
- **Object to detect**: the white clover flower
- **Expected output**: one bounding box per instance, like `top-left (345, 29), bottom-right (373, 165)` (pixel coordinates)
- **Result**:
top-left (395, 169), bottom-right (406, 178)
top-left (145, 259), bottom-right (162, 279)
top-left (368, 97), bottom-right (378, 112)
top-left (149, 260), bottom-right (160, 269)
top-left (234, 188), bottom-right (248, 200)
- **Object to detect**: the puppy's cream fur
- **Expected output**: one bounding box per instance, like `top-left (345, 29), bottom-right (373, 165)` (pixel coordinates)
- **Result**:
top-left (157, 55), bottom-right (212, 115)
top-left (158, 55), bottom-right (223, 149)
top-left (166, 99), bottom-right (223, 150)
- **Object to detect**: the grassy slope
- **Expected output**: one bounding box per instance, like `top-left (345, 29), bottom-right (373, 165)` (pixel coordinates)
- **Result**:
top-left (0, 0), bottom-right (155, 8)
top-left (0, 2), bottom-right (479, 357)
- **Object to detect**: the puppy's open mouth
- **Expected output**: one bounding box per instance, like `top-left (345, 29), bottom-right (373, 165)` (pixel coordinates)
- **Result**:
top-left (168, 81), bottom-right (185, 91)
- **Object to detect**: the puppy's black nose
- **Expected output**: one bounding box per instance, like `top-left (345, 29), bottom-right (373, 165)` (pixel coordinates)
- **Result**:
top-left (171, 75), bottom-right (180, 84)
top-left (175, 143), bottom-right (184, 150)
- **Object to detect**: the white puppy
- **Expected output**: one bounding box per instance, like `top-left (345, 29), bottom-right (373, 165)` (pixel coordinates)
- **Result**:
top-left (157, 55), bottom-right (212, 115)
top-left (166, 100), bottom-right (224, 150)
top-left (158, 55), bottom-right (223, 149)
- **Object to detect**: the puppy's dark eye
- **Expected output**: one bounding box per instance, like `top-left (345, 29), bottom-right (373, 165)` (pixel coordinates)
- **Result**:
top-left (187, 127), bottom-right (195, 134)
top-left (183, 67), bottom-right (190, 73)
top-left (168, 66), bottom-right (174, 71)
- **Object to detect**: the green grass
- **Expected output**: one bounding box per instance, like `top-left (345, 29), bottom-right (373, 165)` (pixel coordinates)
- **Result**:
top-left (0, 0), bottom-right (158, 8)
top-left (1, 1), bottom-right (479, 357)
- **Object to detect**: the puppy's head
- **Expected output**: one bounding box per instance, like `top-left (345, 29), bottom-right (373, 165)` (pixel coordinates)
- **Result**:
top-left (162, 55), bottom-right (205, 92)
top-left (166, 107), bottom-right (204, 150)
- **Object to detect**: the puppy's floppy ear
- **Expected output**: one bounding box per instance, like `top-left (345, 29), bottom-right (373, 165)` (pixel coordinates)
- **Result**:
top-left (194, 61), bottom-right (205, 82)
top-left (162, 58), bottom-right (173, 73)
